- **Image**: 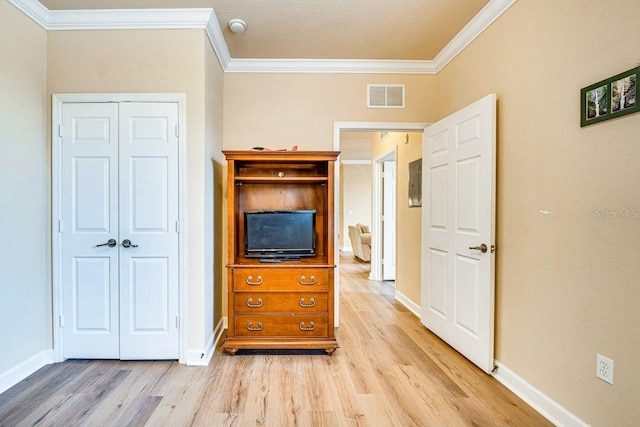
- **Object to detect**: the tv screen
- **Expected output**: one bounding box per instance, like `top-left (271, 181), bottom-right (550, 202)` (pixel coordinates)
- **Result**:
top-left (244, 210), bottom-right (316, 258)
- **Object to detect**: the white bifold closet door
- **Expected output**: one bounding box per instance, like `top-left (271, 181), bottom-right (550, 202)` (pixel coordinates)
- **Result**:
top-left (61, 102), bottom-right (179, 360)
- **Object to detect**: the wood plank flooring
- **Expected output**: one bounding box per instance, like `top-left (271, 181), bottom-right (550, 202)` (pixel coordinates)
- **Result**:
top-left (0, 254), bottom-right (553, 426)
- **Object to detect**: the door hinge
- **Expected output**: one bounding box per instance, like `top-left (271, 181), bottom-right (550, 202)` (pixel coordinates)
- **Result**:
top-left (175, 220), bottom-right (180, 233)
top-left (58, 124), bottom-right (63, 137)
top-left (175, 125), bottom-right (179, 137)
top-left (58, 220), bottom-right (64, 233)
top-left (176, 316), bottom-right (180, 329)
top-left (491, 244), bottom-right (496, 253)
top-left (59, 315), bottom-right (64, 328)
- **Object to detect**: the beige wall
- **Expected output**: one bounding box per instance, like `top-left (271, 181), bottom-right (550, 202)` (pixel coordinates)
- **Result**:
top-left (204, 36), bottom-right (226, 336)
top-left (47, 29), bottom-right (215, 356)
top-left (372, 132), bottom-right (423, 305)
top-left (223, 73), bottom-right (436, 150)
top-left (396, 133), bottom-right (423, 305)
top-left (339, 132), bottom-right (373, 249)
top-left (0, 0), bottom-right (48, 377)
top-left (340, 131), bottom-right (373, 161)
top-left (436, 1), bottom-right (640, 424)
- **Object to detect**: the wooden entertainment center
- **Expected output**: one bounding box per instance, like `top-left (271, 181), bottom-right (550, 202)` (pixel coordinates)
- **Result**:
top-left (222, 150), bottom-right (340, 355)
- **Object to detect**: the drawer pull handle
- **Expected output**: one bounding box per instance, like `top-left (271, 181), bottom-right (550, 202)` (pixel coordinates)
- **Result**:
top-left (246, 298), bottom-right (263, 308)
top-left (246, 275), bottom-right (263, 286)
top-left (246, 321), bottom-right (263, 331)
top-left (299, 321), bottom-right (316, 331)
top-left (299, 275), bottom-right (316, 286)
top-left (299, 298), bottom-right (316, 308)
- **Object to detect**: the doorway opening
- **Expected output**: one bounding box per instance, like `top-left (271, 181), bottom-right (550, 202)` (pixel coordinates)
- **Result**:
top-left (332, 122), bottom-right (428, 326)
top-left (374, 149), bottom-right (396, 282)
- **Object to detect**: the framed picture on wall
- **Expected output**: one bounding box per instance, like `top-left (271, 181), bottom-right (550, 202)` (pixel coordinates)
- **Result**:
top-left (610, 70), bottom-right (637, 116)
top-left (408, 159), bottom-right (422, 207)
top-left (581, 83), bottom-right (608, 126)
top-left (581, 67), bottom-right (638, 127)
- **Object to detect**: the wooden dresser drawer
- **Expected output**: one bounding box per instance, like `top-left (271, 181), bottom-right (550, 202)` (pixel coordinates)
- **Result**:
top-left (234, 292), bottom-right (328, 314)
top-left (234, 314), bottom-right (328, 337)
top-left (233, 268), bottom-right (329, 291)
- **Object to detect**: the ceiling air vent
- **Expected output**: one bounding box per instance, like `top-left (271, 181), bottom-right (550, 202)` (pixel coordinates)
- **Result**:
top-left (367, 84), bottom-right (405, 108)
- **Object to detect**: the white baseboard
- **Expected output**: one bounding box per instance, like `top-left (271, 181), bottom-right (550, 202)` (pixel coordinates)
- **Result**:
top-left (395, 290), bottom-right (421, 318)
top-left (184, 349), bottom-right (207, 365)
top-left (493, 361), bottom-right (589, 427)
top-left (212, 317), bottom-right (226, 355)
top-left (184, 317), bottom-right (227, 366)
top-left (0, 349), bottom-right (55, 394)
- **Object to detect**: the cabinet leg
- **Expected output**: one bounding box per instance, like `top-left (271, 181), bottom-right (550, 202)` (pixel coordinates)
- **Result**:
top-left (325, 348), bottom-right (336, 356)
top-left (224, 348), bottom-right (238, 356)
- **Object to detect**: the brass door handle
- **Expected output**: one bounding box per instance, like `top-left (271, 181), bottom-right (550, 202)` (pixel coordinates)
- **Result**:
top-left (469, 243), bottom-right (488, 253)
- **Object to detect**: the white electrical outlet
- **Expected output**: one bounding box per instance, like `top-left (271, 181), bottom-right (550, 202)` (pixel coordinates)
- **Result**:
top-left (596, 354), bottom-right (614, 384)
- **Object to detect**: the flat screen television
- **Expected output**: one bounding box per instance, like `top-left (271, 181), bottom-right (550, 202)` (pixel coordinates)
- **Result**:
top-left (244, 210), bottom-right (316, 259)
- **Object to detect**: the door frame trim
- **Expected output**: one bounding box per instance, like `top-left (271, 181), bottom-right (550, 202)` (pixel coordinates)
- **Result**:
top-left (372, 149), bottom-right (396, 282)
top-left (51, 93), bottom-right (187, 363)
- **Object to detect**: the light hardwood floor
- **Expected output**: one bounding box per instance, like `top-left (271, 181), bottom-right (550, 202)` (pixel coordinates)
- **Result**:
top-left (0, 254), bottom-right (553, 426)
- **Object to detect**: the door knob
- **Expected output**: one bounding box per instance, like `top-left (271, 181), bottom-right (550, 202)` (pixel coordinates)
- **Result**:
top-left (469, 243), bottom-right (488, 253)
top-left (122, 239), bottom-right (139, 248)
top-left (96, 239), bottom-right (117, 248)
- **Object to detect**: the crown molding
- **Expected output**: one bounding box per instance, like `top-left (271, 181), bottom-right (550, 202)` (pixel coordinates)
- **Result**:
top-left (9, 0), bottom-right (517, 75)
top-left (225, 58), bottom-right (437, 74)
top-left (432, 0), bottom-right (518, 72)
top-left (46, 8), bottom-right (213, 31)
top-left (7, 0), bottom-right (48, 28)
top-left (205, 10), bottom-right (231, 70)
top-left (8, 0), bottom-right (213, 31)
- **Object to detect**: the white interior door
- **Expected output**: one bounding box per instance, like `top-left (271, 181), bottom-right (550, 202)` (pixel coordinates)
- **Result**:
top-left (119, 103), bottom-right (179, 360)
top-left (61, 103), bottom-right (120, 358)
top-left (420, 94), bottom-right (496, 373)
top-left (382, 160), bottom-right (396, 281)
top-left (61, 102), bottom-right (179, 360)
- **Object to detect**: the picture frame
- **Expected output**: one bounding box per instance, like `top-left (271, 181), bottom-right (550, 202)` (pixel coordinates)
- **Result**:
top-left (408, 159), bottom-right (422, 207)
top-left (581, 67), bottom-right (638, 127)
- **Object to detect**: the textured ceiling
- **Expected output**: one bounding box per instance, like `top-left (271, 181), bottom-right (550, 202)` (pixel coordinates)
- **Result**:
top-left (36, 0), bottom-right (489, 60)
